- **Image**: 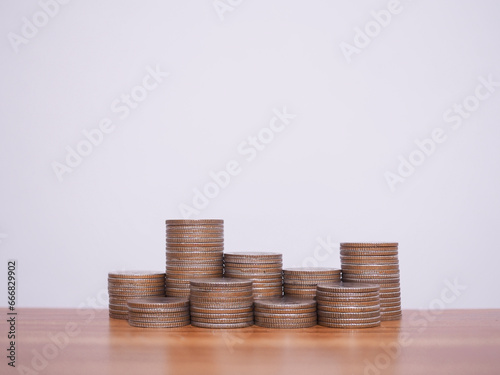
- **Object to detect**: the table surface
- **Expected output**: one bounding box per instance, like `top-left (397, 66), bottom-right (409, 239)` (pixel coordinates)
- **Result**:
top-left (4, 308), bottom-right (500, 375)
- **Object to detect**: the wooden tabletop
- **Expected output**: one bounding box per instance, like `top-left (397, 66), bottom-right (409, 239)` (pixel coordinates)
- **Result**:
top-left (5, 309), bottom-right (500, 375)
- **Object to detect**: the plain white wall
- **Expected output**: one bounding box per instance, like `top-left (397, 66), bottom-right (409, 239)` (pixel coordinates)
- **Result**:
top-left (1, 0), bottom-right (499, 309)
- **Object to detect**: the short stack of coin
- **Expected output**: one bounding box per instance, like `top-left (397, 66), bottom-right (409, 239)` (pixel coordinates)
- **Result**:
top-left (223, 252), bottom-right (283, 299)
top-left (340, 242), bottom-right (401, 321)
top-left (254, 297), bottom-right (317, 328)
top-left (316, 282), bottom-right (381, 328)
top-left (283, 267), bottom-right (341, 300)
top-left (189, 278), bottom-right (254, 328)
top-left (127, 297), bottom-right (190, 328)
top-left (165, 220), bottom-right (224, 298)
top-left (108, 271), bottom-right (166, 320)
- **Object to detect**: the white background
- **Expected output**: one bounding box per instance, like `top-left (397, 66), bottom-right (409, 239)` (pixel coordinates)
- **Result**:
top-left (1, 0), bottom-right (499, 309)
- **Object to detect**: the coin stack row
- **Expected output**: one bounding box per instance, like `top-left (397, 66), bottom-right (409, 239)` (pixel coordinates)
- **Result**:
top-left (316, 282), bottom-right (381, 328)
top-left (224, 252), bottom-right (283, 299)
top-left (127, 297), bottom-right (190, 328)
top-left (165, 220), bottom-right (224, 298)
top-left (340, 242), bottom-right (401, 321)
top-left (108, 271), bottom-right (166, 320)
top-left (189, 278), bottom-right (254, 328)
top-left (254, 297), bottom-right (317, 328)
top-left (283, 267), bottom-right (341, 300)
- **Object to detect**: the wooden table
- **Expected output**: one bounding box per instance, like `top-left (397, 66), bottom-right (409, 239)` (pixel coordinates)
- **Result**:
top-left (5, 309), bottom-right (500, 375)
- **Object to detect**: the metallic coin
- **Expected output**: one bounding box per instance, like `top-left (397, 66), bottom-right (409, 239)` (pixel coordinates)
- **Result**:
top-left (128, 320), bottom-right (190, 328)
top-left (190, 311), bottom-right (253, 318)
top-left (317, 315), bottom-right (381, 323)
top-left (165, 219), bottom-right (223, 225)
top-left (283, 289), bottom-right (316, 296)
top-left (342, 270), bottom-right (400, 278)
top-left (318, 320), bottom-right (380, 328)
top-left (166, 231), bottom-right (223, 237)
top-left (191, 316), bottom-right (254, 324)
top-left (341, 264), bottom-right (400, 271)
top-left (223, 273), bottom-right (282, 281)
top-left (379, 296), bottom-right (401, 304)
top-left (166, 247), bottom-right (224, 253)
top-left (166, 265), bottom-right (223, 272)
top-left (191, 321), bottom-right (254, 329)
top-left (283, 267), bottom-right (341, 273)
top-left (316, 299), bottom-right (380, 307)
top-left (253, 293), bottom-right (283, 300)
top-left (254, 297), bottom-right (316, 309)
top-left (167, 274), bottom-right (224, 280)
top-left (108, 303), bottom-right (129, 311)
top-left (190, 306), bottom-right (253, 314)
top-left (316, 295), bottom-right (380, 303)
top-left (342, 280), bottom-right (401, 289)
top-left (317, 310), bottom-right (380, 319)
top-left (316, 291), bottom-right (379, 298)
top-left (108, 277), bottom-right (165, 284)
top-left (109, 288), bottom-right (166, 295)
top-left (108, 271), bottom-right (166, 279)
top-left (190, 303), bottom-right (254, 311)
top-left (340, 242), bottom-right (399, 249)
top-left (190, 296), bottom-right (253, 304)
top-left (255, 320), bottom-right (316, 329)
top-left (189, 290), bottom-right (252, 298)
top-left (316, 282), bottom-right (380, 293)
top-left (128, 314), bottom-right (190, 323)
top-left (126, 297), bottom-right (188, 308)
top-left (340, 250), bottom-right (399, 257)
top-left (128, 306), bottom-right (189, 314)
top-left (109, 312), bottom-right (128, 320)
top-left (189, 278), bottom-right (253, 288)
top-left (225, 261), bottom-right (282, 268)
top-left (223, 267), bottom-right (283, 274)
top-left (254, 311), bottom-right (317, 319)
top-left (224, 252), bottom-right (282, 263)
top-left (317, 305), bottom-right (381, 313)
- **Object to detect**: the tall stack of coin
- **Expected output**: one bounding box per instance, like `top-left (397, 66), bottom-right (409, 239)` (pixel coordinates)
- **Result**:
top-left (189, 278), bottom-right (254, 328)
top-left (283, 267), bottom-right (341, 299)
top-left (254, 297), bottom-right (317, 328)
top-left (340, 242), bottom-right (401, 321)
top-left (108, 271), bottom-right (166, 320)
top-left (127, 297), bottom-right (190, 328)
top-left (316, 282), bottom-right (381, 328)
top-left (223, 252), bottom-right (283, 299)
top-left (165, 220), bottom-right (224, 298)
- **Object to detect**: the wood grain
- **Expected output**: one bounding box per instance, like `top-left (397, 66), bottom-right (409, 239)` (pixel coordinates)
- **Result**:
top-left (3, 309), bottom-right (500, 375)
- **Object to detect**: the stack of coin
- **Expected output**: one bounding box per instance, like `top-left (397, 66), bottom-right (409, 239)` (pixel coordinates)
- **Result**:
top-left (316, 282), bottom-right (381, 328)
top-left (165, 220), bottom-right (224, 298)
top-left (223, 252), bottom-right (283, 299)
top-left (340, 242), bottom-right (401, 321)
top-left (127, 297), bottom-right (190, 328)
top-left (254, 297), bottom-right (317, 328)
top-left (283, 267), bottom-right (341, 299)
top-left (108, 271), bottom-right (166, 320)
top-left (189, 278), bottom-right (254, 328)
